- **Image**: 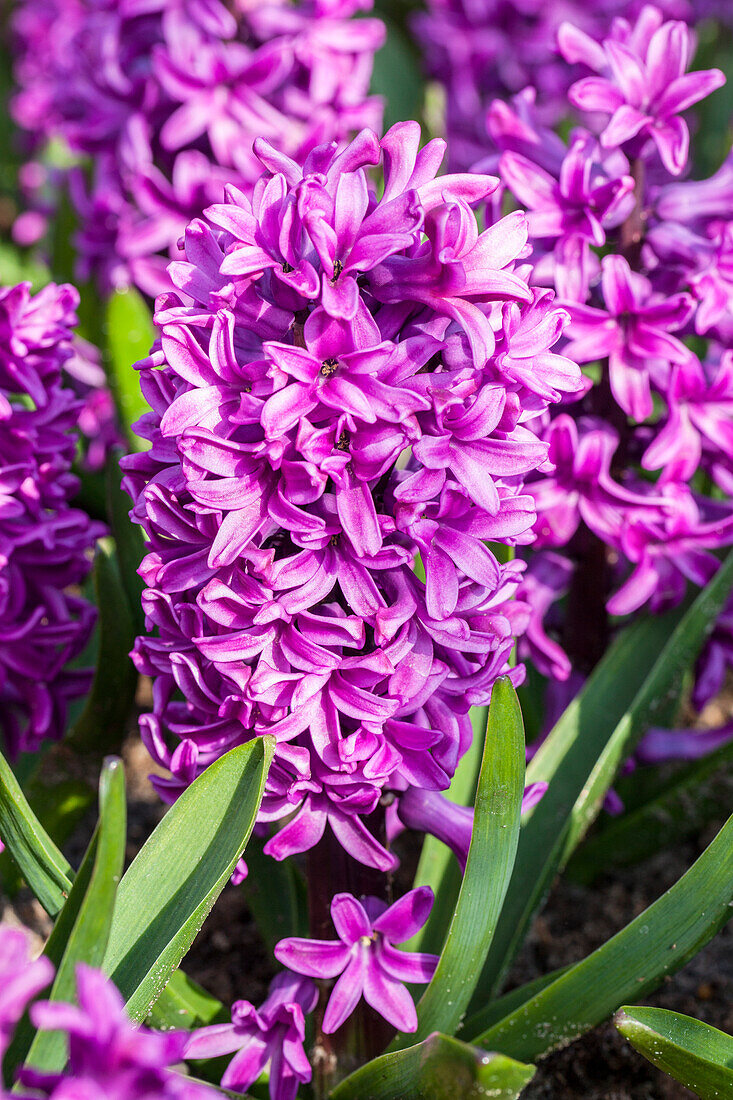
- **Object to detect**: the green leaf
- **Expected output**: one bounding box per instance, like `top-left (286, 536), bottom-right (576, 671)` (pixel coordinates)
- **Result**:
top-left (615, 1006), bottom-right (733, 1099)
top-left (407, 704), bottom-right (486, 954)
top-left (473, 551), bottom-right (733, 1003)
top-left (105, 449), bottom-right (145, 633)
top-left (103, 737), bottom-right (274, 1021)
top-left (466, 813), bottom-right (733, 1061)
top-left (568, 737), bottom-right (733, 886)
top-left (460, 966), bottom-right (572, 1040)
top-left (148, 969), bottom-right (227, 1031)
top-left (391, 678), bottom-right (525, 1049)
top-left (0, 778), bottom-right (95, 906)
top-left (67, 542), bottom-right (138, 754)
top-left (0, 748), bottom-right (72, 916)
top-left (105, 287), bottom-right (155, 448)
top-left (332, 1032), bottom-right (535, 1100)
top-left (17, 758), bottom-right (127, 1077)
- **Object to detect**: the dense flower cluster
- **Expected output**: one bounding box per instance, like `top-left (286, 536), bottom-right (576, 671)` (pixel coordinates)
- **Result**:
top-left (0, 281), bottom-right (102, 757)
top-left (121, 120), bottom-right (579, 1035)
top-left (0, 928), bottom-right (217, 1099)
top-left (10, 0), bottom-right (385, 297)
top-left (482, 6), bottom-right (733, 752)
top-left (413, 0), bottom-right (726, 173)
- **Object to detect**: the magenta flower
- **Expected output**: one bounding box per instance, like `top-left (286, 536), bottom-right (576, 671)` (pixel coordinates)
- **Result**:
top-left (0, 928), bottom-right (53, 1061)
top-left (560, 6), bottom-right (725, 174)
top-left (184, 973), bottom-right (317, 1100)
top-left (526, 414), bottom-right (665, 549)
top-left (499, 134), bottom-right (635, 249)
top-left (515, 552), bottom-right (574, 682)
top-left (10, 0), bottom-right (386, 296)
top-left (641, 353), bottom-right (733, 482)
top-left (19, 964), bottom-right (217, 1100)
top-left (636, 722), bottom-right (733, 764)
top-left (564, 255), bottom-right (694, 420)
top-left (609, 487), bottom-right (733, 615)
top-left (0, 281), bottom-right (103, 756)
top-left (275, 888), bottom-right (438, 1033)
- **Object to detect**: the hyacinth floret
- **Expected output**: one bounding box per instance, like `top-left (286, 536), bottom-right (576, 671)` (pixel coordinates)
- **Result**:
top-left (184, 972), bottom-right (317, 1100)
top-left (122, 121), bottom-right (581, 886)
top-left (274, 888), bottom-right (438, 1034)
top-left (0, 281), bottom-right (103, 757)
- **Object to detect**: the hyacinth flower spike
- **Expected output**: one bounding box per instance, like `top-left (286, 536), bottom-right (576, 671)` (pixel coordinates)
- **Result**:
top-left (560, 6), bottom-right (725, 174)
top-left (275, 888), bottom-right (439, 1033)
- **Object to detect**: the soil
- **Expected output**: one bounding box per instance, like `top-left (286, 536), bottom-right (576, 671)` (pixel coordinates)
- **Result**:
top-left (2, 688), bottom-right (732, 1099)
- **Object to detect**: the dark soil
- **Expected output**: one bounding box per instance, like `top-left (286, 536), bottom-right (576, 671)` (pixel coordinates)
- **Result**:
top-left (2, 687), bottom-right (732, 1099)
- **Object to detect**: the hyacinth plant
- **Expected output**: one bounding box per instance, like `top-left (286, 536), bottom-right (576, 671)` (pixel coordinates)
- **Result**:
top-left (451, 5), bottom-right (733, 793)
top-left (0, 1), bottom-right (732, 1099)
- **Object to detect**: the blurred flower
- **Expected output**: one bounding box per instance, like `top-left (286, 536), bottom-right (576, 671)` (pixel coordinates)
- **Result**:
top-left (0, 281), bottom-right (103, 756)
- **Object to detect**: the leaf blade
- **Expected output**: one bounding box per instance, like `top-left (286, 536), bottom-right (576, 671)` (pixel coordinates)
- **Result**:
top-left (615, 1006), bottom-right (733, 1099)
top-left (105, 286), bottom-right (155, 450)
top-left (332, 1032), bottom-right (535, 1100)
top-left (67, 543), bottom-right (138, 754)
top-left (8, 758), bottom-right (126, 1079)
top-left (474, 552), bottom-right (733, 1003)
top-left (103, 738), bottom-right (273, 1021)
top-left (393, 678), bottom-right (525, 1048)
top-left (0, 749), bottom-right (72, 916)
top-left (467, 813), bottom-right (733, 1061)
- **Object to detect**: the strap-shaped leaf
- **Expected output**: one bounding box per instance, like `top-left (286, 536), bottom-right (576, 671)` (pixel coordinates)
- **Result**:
top-left (332, 1032), bottom-right (535, 1100)
top-left (568, 736), bottom-right (733, 885)
top-left (0, 748), bottom-right (72, 916)
top-left (14, 758), bottom-right (127, 1077)
top-left (461, 965), bottom-right (572, 1040)
top-left (407, 704), bottom-right (486, 954)
top-left (466, 813), bottom-right (733, 1060)
top-left (615, 1006), bottom-right (733, 1099)
top-left (391, 678), bottom-right (525, 1049)
top-left (103, 737), bottom-right (274, 1021)
top-left (473, 551), bottom-right (733, 1004)
top-left (105, 286), bottom-right (155, 449)
top-left (67, 543), bottom-right (138, 754)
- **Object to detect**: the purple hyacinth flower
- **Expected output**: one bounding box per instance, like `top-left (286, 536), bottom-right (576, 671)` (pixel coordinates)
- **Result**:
top-left (636, 722), bottom-right (733, 764)
top-left (560, 6), bottom-right (725, 175)
top-left (275, 888), bottom-right (438, 1033)
top-left (184, 973), bottom-right (317, 1100)
top-left (19, 964), bottom-right (217, 1099)
top-left (10, 0), bottom-right (386, 296)
top-left (0, 281), bottom-right (103, 756)
top-left (0, 928), bottom-right (53, 1061)
top-left (564, 254), bottom-right (694, 420)
top-left (641, 353), bottom-right (733, 482)
top-left (121, 120), bottom-right (579, 872)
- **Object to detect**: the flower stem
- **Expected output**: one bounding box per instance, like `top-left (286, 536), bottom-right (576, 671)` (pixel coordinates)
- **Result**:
top-left (306, 818), bottom-right (392, 1095)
